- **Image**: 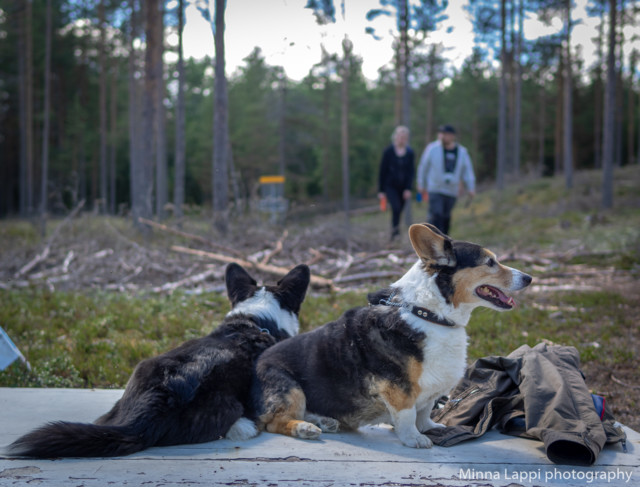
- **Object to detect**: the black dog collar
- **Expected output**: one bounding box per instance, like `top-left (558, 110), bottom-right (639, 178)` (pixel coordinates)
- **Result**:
top-left (407, 305), bottom-right (457, 328)
top-left (375, 293), bottom-right (458, 328)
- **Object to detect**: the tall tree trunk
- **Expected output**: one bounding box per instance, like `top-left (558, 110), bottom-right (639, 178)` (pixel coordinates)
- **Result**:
top-left (614, 8), bottom-right (624, 167)
top-left (614, 3), bottom-right (625, 167)
top-left (278, 76), bottom-right (286, 176)
top-left (341, 36), bottom-right (351, 239)
top-left (424, 45), bottom-right (436, 144)
top-left (78, 21), bottom-right (89, 205)
top-left (554, 52), bottom-right (564, 176)
top-left (212, 0), bottom-right (229, 233)
top-left (227, 136), bottom-right (241, 210)
top-left (628, 50), bottom-right (636, 165)
top-left (155, 6), bottom-right (167, 220)
top-left (496, 0), bottom-right (508, 191)
top-left (506, 0), bottom-right (515, 175)
top-left (40, 0), bottom-right (52, 236)
top-left (129, 0), bottom-right (141, 226)
top-left (321, 68), bottom-right (330, 202)
top-left (173, 0), bottom-right (186, 221)
top-left (25, 0), bottom-right (35, 214)
top-left (425, 83), bottom-right (434, 145)
top-left (512, 0), bottom-right (523, 179)
top-left (140, 0), bottom-right (159, 226)
top-left (99, 0), bottom-right (108, 213)
top-left (109, 57), bottom-right (118, 215)
top-left (563, 0), bottom-right (573, 189)
top-left (594, 3), bottom-right (605, 169)
top-left (637, 85), bottom-right (640, 165)
top-left (537, 81), bottom-right (546, 176)
top-left (397, 0), bottom-right (412, 224)
top-left (398, 0), bottom-right (410, 127)
top-left (18, 1), bottom-right (28, 215)
top-left (602, 0), bottom-right (617, 209)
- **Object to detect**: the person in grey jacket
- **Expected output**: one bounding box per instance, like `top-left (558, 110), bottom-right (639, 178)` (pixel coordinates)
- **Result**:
top-left (417, 125), bottom-right (475, 235)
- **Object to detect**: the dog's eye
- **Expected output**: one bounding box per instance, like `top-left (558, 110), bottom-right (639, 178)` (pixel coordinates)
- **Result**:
top-left (487, 258), bottom-right (496, 268)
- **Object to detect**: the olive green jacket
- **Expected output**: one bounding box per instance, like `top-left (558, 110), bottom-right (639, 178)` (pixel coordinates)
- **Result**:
top-left (426, 342), bottom-right (627, 466)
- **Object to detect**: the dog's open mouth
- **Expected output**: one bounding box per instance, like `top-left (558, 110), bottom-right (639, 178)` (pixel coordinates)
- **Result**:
top-left (476, 285), bottom-right (515, 309)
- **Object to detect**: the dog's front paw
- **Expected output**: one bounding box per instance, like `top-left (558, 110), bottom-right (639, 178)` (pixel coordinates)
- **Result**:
top-left (398, 431), bottom-right (433, 449)
top-left (293, 421), bottom-right (322, 440)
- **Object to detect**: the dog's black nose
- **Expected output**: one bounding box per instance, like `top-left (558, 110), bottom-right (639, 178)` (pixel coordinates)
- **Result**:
top-left (522, 274), bottom-right (533, 286)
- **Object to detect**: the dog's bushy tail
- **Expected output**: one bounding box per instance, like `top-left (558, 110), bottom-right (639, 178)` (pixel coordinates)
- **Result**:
top-left (6, 421), bottom-right (152, 458)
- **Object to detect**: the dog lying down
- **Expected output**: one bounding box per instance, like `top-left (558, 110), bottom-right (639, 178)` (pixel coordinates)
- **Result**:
top-left (251, 223), bottom-right (532, 448)
top-left (6, 263), bottom-right (310, 458)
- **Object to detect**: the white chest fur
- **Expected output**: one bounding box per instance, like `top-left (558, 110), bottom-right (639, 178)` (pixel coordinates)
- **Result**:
top-left (389, 261), bottom-right (472, 413)
top-left (400, 310), bottom-right (468, 410)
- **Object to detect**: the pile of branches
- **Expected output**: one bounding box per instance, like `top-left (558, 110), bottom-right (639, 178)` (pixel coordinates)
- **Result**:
top-left (1, 206), bottom-right (417, 294)
top-left (3, 202), bottom-right (632, 296)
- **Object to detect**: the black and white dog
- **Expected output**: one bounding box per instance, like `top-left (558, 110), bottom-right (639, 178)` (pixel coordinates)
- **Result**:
top-left (7, 263), bottom-right (310, 458)
top-left (251, 224), bottom-right (532, 448)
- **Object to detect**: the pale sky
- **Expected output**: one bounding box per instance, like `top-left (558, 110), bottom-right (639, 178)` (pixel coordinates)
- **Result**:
top-left (174, 0), bottom-right (638, 82)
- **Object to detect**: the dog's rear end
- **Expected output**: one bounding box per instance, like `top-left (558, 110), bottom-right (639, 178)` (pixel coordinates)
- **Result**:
top-left (5, 264), bottom-right (310, 458)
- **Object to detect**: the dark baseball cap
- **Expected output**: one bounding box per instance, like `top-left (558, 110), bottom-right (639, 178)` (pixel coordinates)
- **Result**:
top-left (438, 124), bottom-right (456, 134)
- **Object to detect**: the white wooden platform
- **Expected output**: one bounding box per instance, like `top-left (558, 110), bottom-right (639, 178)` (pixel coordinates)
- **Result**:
top-left (0, 388), bottom-right (638, 487)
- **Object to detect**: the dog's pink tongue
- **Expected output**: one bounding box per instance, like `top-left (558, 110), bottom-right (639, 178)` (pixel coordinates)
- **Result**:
top-left (491, 286), bottom-right (516, 307)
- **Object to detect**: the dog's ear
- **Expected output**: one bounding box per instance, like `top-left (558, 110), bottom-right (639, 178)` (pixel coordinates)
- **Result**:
top-left (409, 224), bottom-right (456, 268)
top-left (225, 263), bottom-right (257, 307)
top-left (275, 264), bottom-right (311, 314)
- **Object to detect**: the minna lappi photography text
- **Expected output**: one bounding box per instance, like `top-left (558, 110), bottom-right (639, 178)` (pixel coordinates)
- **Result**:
top-left (458, 467), bottom-right (634, 484)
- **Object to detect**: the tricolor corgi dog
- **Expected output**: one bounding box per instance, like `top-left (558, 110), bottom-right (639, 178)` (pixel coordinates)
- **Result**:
top-left (251, 224), bottom-right (531, 448)
top-left (7, 263), bottom-right (310, 458)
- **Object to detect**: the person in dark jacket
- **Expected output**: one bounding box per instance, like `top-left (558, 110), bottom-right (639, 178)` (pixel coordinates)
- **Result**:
top-left (377, 126), bottom-right (415, 241)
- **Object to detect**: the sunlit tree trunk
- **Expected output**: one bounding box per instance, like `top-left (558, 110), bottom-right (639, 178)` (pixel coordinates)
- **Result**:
top-left (173, 0), bottom-right (186, 222)
top-left (398, 0), bottom-right (410, 126)
top-left (129, 0), bottom-right (142, 227)
top-left (24, 0), bottom-right (35, 215)
top-left (593, 3), bottom-right (605, 169)
top-left (554, 52), bottom-right (564, 176)
top-left (39, 0), bottom-right (52, 236)
top-left (496, 0), bottom-right (507, 191)
top-left (154, 3), bottom-right (167, 220)
top-left (341, 36), bottom-right (351, 240)
top-left (109, 56), bottom-right (118, 215)
top-left (139, 0), bottom-right (160, 226)
top-left (424, 45), bottom-right (437, 145)
top-left (537, 81), bottom-right (546, 177)
top-left (563, 0), bottom-right (573, 189)
top-left (602, 0), bottom-right (617, 209)
top-left (278, 75), bottom-right (286, 176)
top-left (212, 0), bottom-right (229, 233)
top-left (18, 0), bottom-right (30, 215)
top-left (628, 51), bottom-right (636, 165)
top-left (99, 0), bottom-right (108, 212)
top-left (512, 0), bottom-right (523, 179)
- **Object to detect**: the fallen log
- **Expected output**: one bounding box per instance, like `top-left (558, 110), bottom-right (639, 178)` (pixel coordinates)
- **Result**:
top-left (260, 229), bottom-right (288, 265)
top-left (15, 200), bottom-right (85, 278)
top-left (334, 270), bottom-right (401, 284)
top-left (138, 217), bottom-right (244, 258)
top-left (171, 245), bottom-right (335, 289)
top-left (152, 267), bottom-right (219, 294)
top-left (15, 246), bottom-right (50, 278)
